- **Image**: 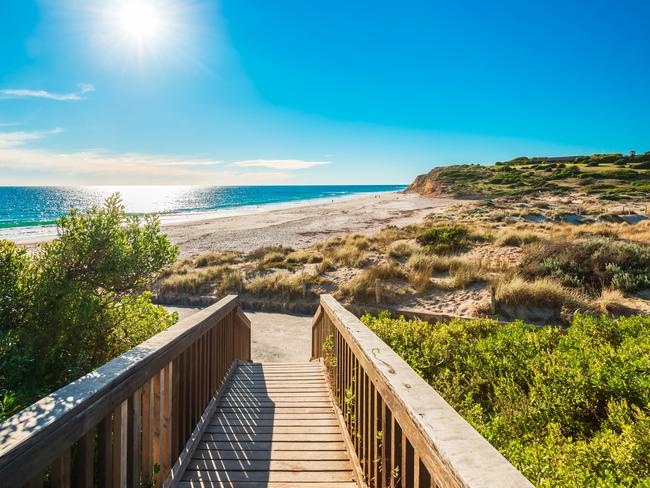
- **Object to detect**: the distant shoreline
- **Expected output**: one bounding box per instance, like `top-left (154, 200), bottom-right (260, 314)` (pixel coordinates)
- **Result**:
top-left (15, 192), bottom-right (461, 256)
top-left (2, 186), bottom-right (406, 243)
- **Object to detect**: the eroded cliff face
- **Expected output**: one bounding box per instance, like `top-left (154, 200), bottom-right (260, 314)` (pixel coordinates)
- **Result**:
top-left (405, 164), bottom-right (490, 196)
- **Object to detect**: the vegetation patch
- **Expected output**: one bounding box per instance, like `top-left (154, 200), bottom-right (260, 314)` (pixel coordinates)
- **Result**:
top-left (362, 312), bottom-right (650, 487)
top-left (406, 152), bottom-right (650, 199)
top-left (0, 196), bottom-right (178, 417)
top-left (521, 237), bottom-right (650, 292)
top-left (416, 224), bottom-right (486, 254)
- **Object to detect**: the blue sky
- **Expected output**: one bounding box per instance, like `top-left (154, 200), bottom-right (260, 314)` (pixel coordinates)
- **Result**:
top-left (0, 0), bottom-right (648, 185)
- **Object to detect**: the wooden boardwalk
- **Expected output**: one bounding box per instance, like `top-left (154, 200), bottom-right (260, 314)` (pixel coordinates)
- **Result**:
top-left (179, 362), bottom-right (358, 488)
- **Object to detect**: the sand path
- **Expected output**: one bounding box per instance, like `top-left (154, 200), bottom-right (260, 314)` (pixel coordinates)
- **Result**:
top-left (167, 307), bottom-right (312, 363)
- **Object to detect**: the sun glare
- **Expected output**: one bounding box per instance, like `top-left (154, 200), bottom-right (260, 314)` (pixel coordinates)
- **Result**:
top-left (93, 0), bottom-right (204, 69)
top-left (115, 1), bottom-right (163, 45)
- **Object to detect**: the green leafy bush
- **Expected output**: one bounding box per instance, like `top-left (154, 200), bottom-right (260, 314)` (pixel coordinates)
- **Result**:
top-left (416, 224), bottom-right (471, 254)
top-left (0, 195), bottom-right (178, 415)
top-left (521, 237), bottom-right (650, 292)
top-left (362, 312), bottom-right (650, 486)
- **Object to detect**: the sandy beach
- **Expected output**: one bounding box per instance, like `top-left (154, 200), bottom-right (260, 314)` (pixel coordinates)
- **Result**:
top-left (162, 192), bottom-right (460, 256)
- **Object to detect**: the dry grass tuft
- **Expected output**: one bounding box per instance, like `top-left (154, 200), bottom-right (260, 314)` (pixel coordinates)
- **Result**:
top-left (285, 249), bottom-right (323, 264)
top-left (596, 288), bottom-right (627, 314)
top-left (195, 251), bottom-right (239, 267)
top-left (387, 241), bottom-right (417, 260)
top-left (159, 265), bottom-right (227, 294)
top-left (339, 264), bottom-right (406, 300)
top-left (496, 275), bottom-right (591, 311)
top-left (496, 229), bottom-right (541, 247)
top-left (248, 245), bottom-right (293, 261)
top-left (246, 272), bottom-right (318, 299)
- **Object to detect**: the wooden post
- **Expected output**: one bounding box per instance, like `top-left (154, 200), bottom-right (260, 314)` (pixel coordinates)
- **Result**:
top-left (375, 279), bottom-right (382, 304)
top-left (490, 285), bottom-right (497, 315)
top-left (302, 278), bottom-right (307, 297)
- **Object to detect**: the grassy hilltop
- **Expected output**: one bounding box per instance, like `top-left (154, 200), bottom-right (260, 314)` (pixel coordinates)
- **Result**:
top-left (407, 152), bottom-right (650, 200)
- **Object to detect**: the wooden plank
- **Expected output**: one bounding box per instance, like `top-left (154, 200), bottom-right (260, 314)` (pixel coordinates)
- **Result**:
top-left (196, 441), bottom-right (347, 451)
top-left (97, 416), bottom-right (112, 488)
top-left (50, 449), bottom-right (71, 488)
top-left (185, 459), bottom-right (352, 472)
top-left (190, 450), bottom-right (350, 461)
top-left (161, 364), bottom-right (172, 480)
top-left (140, 380), bottom-right (152, 484)
top-left (226, 386), bottom-right (327, 391)
top-left (238, 366), bottom-right (321, 371)
top-left (217, 402), bottom-right (334, 409)
top-left (73, 427), bottom-right (94, 488)
top-left (209, 418), bottom-right (339, 427)
top-left (213, 412), bottom-right (337, 421)
top-left (0, 295), bottom-right (241, 488)
top-left (111, 402), bottom-right (126, 488)
top-left (217, 407), bottom-right (334, 414)
top-left (151, 372), bottom-right (161, 487)
top-left (178, 482), bottom-right (357, 488)
top-left (127, 389), bottom-right (141, 488)
top-left (223, 392), bottom-right (330, 399)
top-left (200, 433), bottom-right (344, 442)
top-left (182, 471), bottom-right (355, 482)
top-left (232, 374), bottom-right (325, 379)
top-left (226, 386), bottom-right (329, 392)
top-left (203, 425), bottom-right (342, 434)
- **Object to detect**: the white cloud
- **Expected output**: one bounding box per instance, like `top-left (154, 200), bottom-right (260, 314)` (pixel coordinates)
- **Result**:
top-left (0, 84), bottom-right (95, 101)
top-left (0, 129), bottom-right (294, 185)
top-left (231, 159), bottom-right (330, 170)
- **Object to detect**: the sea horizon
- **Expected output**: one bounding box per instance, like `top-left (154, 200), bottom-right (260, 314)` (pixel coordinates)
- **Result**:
top-left (0, 184), bottom-right (407, 241)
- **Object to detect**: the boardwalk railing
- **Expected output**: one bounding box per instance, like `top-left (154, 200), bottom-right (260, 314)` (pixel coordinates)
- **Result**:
top-left (0, 295), bottom-right (250, 488)
top-left (312, 295), bottom-right (533, 488)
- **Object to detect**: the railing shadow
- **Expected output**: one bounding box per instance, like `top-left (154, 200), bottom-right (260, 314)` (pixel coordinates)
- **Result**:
top-left (183, 364), bottom-right (274, 487)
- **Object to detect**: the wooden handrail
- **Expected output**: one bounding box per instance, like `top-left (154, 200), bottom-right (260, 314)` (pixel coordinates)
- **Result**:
top-left (312, 294), bottom-right (532, 488)
top-left (0, 295), bottom-right (251, 488)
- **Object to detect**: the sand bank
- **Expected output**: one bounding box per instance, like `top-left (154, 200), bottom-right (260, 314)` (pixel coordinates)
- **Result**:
top-left (163, 192), bottom-right (459, 256)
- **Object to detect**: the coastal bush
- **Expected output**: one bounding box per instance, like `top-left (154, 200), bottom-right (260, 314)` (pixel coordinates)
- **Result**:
top-left (521, 237), bottom-right (650, 292)
top-left (0, 195), bottom-right (178, 416)
top-left (416, 224), bottom-right (472, 254)
top-left (361, 312), bottom-right (650, 486)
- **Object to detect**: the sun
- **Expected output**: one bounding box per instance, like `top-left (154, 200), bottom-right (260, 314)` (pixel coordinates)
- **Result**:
top-left (115, 1), bottom-right (164, 45)
top-left (93, 0), bottom-right (200, 68)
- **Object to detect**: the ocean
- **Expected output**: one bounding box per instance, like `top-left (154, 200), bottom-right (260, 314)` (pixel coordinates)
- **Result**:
top-left (0, 185), bottom-right (406, 241)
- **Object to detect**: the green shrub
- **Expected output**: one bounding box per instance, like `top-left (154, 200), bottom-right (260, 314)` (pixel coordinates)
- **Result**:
top-left (416, 224), bottom-right (471, 254)
top-left (521, 237), bottom-right (650, 292)
top-left (361, 312), bottom-right (650, 486)
top-left (0, 195), bottom-right (178, 413)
